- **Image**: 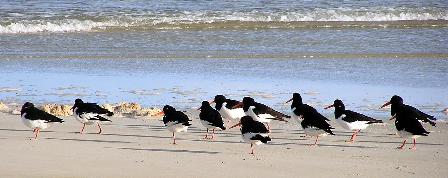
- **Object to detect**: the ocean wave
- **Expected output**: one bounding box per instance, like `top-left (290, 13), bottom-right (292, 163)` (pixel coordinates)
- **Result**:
top-left (1, 8), bottom-right (447, 33)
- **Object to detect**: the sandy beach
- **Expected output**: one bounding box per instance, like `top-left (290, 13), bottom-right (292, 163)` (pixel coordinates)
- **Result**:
top-left (0, 110), bottom-right (447, 178)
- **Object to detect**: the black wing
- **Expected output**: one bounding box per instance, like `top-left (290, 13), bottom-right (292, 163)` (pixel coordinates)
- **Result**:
top-left (403, 105), bottom-right (436, 126)
top-left (301, 109), bottom-right (334, 135)
top-left (79, 103), bottom-right (113, 116)
top-left (253, 102), bottom-right (290, 120)
top-left (395, 115), bottom-right (429, 136)
top-left (224, 99), bottom-right (242, 109)
top-left (294, 104), bottom-right (329, 121)
top-left (343, 110), bottom-right (382, 123)
top-left (200, 107), bottom-right (225, 129)
top-left (241, 119), bottom-right (269, 134)
top-left (25, 108), bottom-right (64, 123)
top-left (174, 111), bottom-right (192, 126)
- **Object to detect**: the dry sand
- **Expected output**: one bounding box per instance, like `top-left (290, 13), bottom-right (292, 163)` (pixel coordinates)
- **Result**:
top-left (0, 111), bottom-right (447, 178)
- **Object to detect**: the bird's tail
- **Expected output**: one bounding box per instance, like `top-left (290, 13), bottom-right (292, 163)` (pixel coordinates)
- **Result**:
top-left (95, 115), bottom-right (112, 122)
top-left (106, 111), bottom-right (114, 116)
top-left (367, 119), bottom-right (383, 124)
top-left (253, 135), bottom-right (271, 143)
top-left (326, 129), bottom-right (335, 135)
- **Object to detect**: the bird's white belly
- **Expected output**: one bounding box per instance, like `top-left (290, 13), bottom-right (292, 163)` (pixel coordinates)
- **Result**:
top-left (336, 119), bottom-right (369, 131)
top-left (397, 130), bottom-right (421, 139)
top-left (246, 110), bottom-right (272, 123)
top-left (166, 122), bottom-right (188, 133)
top-left (21, 115), bottom-right (51, 129)
top-left (200, 120), bottom-right (218, 129)
top-left (303, 127), bottom-right (328, 137)
top-left (219, 107), bottom-right (245, 120)
top-left (75, 113), bottom-right (97, 125)
top-left (242, 133), bottom-right (268, 145)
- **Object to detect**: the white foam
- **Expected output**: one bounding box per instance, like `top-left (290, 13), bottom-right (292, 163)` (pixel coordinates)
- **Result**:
top-left (1, 8), bottom-right (447, 33)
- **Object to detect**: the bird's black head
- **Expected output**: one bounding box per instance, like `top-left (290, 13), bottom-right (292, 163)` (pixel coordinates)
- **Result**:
top-left (333, 99), bottom-right (345, 110)
top-left (72, 98), bottom-right (84, 111)
top-left (242, 97), bottom-right (255, 111)
top-left (214, 95), bottom-right (226, 104)
top-left (200, 101), bottom-right (211, 109)
top-left (21, 102), bottom-right (34, 114)
top-left (162, 105), bottom-right (176, 114)
top-left (286, 93), bottom-right (303, 108)
top-left (390, 95), bottom-right (403, 105)
top-left (74, 98), bottom-right (84, 104)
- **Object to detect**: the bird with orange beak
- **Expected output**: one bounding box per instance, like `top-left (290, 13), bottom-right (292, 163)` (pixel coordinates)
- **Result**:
top-left (381, 95), bottom-right (431, 150)
top-left (229, 115), bottom-right (271, 155)
top-left (154, 105), bottom-right (192, 144)
top-left (324, 99), bottom-right (382, 143)
top-left (285, 93), bottom-right (334, 146)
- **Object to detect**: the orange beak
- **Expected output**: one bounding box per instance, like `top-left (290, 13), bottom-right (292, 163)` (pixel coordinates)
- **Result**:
top-left (229, 122), bottom-right (242, 129)
top-left (324, 104), bottom-right (334, 109)
top-left (389, 114), bottom-right (396, 120)
top-left (232, 102), bottom-right (243, 109)
top-left (285, 98), bottom-right (293, 103)
top-left (152, 111), bottom-right (164, 117)
top-left (380, 101), bottom-right (391, 109)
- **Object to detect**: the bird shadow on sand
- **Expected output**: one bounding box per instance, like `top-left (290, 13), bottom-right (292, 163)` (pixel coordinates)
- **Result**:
top-left (357, 140), bottom-right (443, 146)
top-left (99, 133), bottom-right (171, 139)
top-left (117, 147), bottom-right (220, 155)
top-left (45, 137), bottom-right (134, 144)
top-left (0, 128), bottom-right (55, 133)
top-left (190, 139), bottom-right (243, 144)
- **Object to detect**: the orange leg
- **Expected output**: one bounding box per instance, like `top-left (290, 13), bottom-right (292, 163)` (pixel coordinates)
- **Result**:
top-left (409, 138), bottom-right (416, 150)
top-left (80, 123), bottom-right (86, 134)
top-left (172, 132), bottom-right (176, 144)
top-left (347, 129), bottom-right (361, 143)
top-left (204, 128), bottom-right (209, 139)
top-left (34, 128), bottom-right (40, 139)
top-left (97, 123), bottom-right (102, 134)
top-left (266, 123), bottom-right (271, 133)
top-left (397, 139), bottom-right (407, 149)
top-left (211, 129), bottom-right (215, 140)
top-left (309, 136), bottom-right (319, 147)
top-left (250, 143), bottom-right (255, 155)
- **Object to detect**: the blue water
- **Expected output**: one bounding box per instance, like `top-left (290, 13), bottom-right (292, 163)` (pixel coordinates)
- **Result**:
top-left (0, 0), bottom-right (447, 119)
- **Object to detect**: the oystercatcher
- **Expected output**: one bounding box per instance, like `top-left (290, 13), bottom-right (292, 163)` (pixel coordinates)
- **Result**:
top-left (233, 97), bottom-right (289, 131)
top-left (230, 116), bottom-right (271, 155)
top-left (381, 96), bottom-right (430, 149)
top-left (155, 105), bottom-right (192, 144)
top-left (20, 102), bottom-right (64, 139)
top-left (324, 99), bottom-right (382, 143)
top-left (199, 101), bottom-right (226, 139)
top-left (211, 95), bottom-right (245, 124)
top-left (71, 99), bottom-right (113, 134)
top-left (286, 93), bottom-right (334, 146)
top-left (381, 95), bottom-right (436, 126)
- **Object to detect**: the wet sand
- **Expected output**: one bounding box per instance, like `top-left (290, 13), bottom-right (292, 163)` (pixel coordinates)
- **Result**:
top-left (0, 111), bottom-right (447, 178)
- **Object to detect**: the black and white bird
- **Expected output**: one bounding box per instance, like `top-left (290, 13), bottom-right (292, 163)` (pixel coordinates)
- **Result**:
top-left (381, 95), bottom-right (436, 126)
top-left (233, 97), bottom-right (289, 131)
top-left (199, 101), bottom-right (226, 139)
top-left (71, 99), bottom-right (113, 134)
top-left (230, 116), bottom-right (271, 155)
top-left (211, 95), bottom-right (245, 125)
top-left (156, 105), bottom-right (192, 144)
top-left (324, 99), bottom-right (382, 143)
top-left (20, 102), bottom-right (64, 139)
top-left (381, 96), bottom-right (430, 150)
top-left (286, 93), bottom-right (334, 146)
